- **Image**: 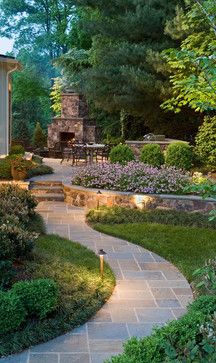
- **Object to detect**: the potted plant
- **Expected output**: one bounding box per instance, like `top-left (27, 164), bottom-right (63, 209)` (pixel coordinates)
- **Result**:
top-left (11, 157), bottom-right (33, 181)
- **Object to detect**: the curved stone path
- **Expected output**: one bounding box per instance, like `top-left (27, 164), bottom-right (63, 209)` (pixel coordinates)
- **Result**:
top-left (1, 201), bottom-right (193, 363)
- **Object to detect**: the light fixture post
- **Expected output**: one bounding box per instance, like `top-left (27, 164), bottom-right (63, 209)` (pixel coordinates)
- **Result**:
top-left (96, 190), bottom-right (102, 210)
top-left (98, 249), bottom-right (106, 280)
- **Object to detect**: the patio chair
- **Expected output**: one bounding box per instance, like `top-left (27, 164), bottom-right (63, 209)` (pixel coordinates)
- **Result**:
top-left (95, 145), bottom-right (110, 162)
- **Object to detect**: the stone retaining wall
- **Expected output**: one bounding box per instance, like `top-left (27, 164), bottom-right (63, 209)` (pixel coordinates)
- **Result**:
top-left (63, 184), bottom-right (216, 212)
top-left (0, 181), bottom-right (29, 190)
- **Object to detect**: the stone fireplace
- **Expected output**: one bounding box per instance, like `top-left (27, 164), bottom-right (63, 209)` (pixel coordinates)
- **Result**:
top-left (48, 92), bottom-right (96, 148)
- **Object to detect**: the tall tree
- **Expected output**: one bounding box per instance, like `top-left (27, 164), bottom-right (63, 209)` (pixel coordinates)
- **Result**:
top-left (58, 0), bottom-right (188, 138)
top-left (0, 0), bottom-right (76, 58)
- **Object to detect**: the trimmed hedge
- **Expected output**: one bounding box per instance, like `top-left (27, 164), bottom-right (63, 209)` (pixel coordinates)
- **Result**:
top-left (140, 144), bottom-right (164, 167)
top-left (109, 144), bottom-right (135, 164)
top-left (165, 141), bottom-right (193, 170)
top-left (106, 296), bottom-right (216, 363)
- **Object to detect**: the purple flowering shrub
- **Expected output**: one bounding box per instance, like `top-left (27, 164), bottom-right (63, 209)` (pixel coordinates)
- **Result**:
top-left (72, 162), bottom-right (190, 194)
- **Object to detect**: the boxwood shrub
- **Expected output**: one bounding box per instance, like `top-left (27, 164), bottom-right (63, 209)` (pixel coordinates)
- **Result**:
top-left (140, 144), bottom-right (164, 167)
top-left (12, 279), bottom-right (59, 319)
top-left (106, 295), bottom-right (216, 363)
top-left (0, 290), bottom-right (26, 334)
top-left (165, 141), bottom-right (193, 170)
top-left (109, 144), bottom-right (135, 164)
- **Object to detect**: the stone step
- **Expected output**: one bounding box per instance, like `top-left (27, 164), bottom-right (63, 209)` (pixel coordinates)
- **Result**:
top-left (31, 181), bottom-right (63, 187)
top-left (31, 186), bottom-right (63, 195)
top-left (33, 193), bottom-right (65, 202)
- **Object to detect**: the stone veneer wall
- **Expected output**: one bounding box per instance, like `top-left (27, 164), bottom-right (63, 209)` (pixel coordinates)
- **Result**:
top-left (64, 184), bottom-right (216, 212)
top-left (0, 181), bottom-right (29, 190)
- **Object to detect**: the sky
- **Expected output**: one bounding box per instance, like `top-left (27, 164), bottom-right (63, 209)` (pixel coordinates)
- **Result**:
top-left (0, 37), bottom-right (14, 55)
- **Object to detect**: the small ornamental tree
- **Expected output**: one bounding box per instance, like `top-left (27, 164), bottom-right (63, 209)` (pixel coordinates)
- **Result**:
top-left (32, 122), bottom-right (47, 148)
top-left (195, 116), bottom-right (216, 169)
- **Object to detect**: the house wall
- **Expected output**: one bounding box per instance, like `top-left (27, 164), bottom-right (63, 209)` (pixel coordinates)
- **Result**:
top-left (0, 63), bottom-right (9, 156)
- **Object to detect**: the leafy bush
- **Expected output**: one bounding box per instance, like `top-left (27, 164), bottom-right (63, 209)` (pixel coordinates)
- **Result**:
top-left (109, 144), bottom-right (135, 164)
top-left (165, 141), bottom-right (193, 170)
top-left (140, 144), bottom-right (164, 167)
top-left (0, 184), bottom-right (37, 225)
top-left (193, 258), bottom-right (216, 296)
top-left (106, 296), bottom-right (216, 363)
top-left (0, 290), bottom-right (26, 335)
top-left (0, 158), bottom-right (12, 179)
top-left (87, 206), bottom-right (216, 229)
top-left (72, 162), bottom-right (189, 194)
top-left (9, 145), bottom-right (25, 156)
top-left (195, 116), bottom-right (216, 169)
top-left (0, 261), bottom-right (15, 290)
top-left (28, 164), bottom-right (53, 178)
top-left (12, 279), bottom-right (59, 319)
top-left (0, 223), bottom-right (38, 261)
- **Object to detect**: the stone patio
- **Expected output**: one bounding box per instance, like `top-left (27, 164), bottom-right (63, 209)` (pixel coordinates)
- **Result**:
top-left (0, 201), bottom-right (193, 363)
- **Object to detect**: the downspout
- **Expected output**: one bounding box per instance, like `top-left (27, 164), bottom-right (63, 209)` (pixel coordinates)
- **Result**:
top-left (6, 64), bottom-right (19, 155)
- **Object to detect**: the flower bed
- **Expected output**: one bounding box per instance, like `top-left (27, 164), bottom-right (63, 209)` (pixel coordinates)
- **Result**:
top-left (72, 162), bottom-right (189, 194)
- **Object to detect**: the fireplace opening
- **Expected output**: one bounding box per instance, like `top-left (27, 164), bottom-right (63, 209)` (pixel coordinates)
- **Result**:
top-left (60, 132), bottom-right (75, 143)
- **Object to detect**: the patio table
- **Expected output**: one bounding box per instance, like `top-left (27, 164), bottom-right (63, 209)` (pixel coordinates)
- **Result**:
top-left (84, 144), bottom-right (106, 164)
top-left (62, 144), bottom-right (106, 165)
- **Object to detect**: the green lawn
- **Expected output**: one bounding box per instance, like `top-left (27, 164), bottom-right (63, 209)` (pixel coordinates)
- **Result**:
top-left (0, 233), bottom-right (115, 356)
top-left (92, 222), bottom-right (216, 281)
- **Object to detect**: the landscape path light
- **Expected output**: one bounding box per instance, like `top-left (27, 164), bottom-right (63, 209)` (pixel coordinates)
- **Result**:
top-left (98, 249), bottom-right (107, 280)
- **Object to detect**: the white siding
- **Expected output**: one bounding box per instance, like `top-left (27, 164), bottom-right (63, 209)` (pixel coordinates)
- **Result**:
top-left (0, 63), bottom-right (9, 156)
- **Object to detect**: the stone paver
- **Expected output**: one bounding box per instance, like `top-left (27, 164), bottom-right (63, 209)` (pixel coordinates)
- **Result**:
top-left (1, 201), bottom-right (193, 363)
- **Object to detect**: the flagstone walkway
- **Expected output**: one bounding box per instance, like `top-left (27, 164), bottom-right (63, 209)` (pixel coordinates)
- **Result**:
top-left (1, 201), bottom-right (193, 363)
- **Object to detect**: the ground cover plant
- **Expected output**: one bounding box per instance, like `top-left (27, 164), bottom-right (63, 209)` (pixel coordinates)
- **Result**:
top-left (72, 162), bottom-right (189, 194)
top-left (87, 207), bottom-right (216, 281)
top-left (0, 185), bottom-right (115, 356)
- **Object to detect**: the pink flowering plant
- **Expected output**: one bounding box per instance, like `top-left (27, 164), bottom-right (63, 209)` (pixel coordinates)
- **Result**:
top-left (72, 162), bottom-right (190, 194)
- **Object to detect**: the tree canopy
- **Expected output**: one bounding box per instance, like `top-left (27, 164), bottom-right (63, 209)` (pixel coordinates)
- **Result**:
top-left (161, 0), bottom-right (216, 113)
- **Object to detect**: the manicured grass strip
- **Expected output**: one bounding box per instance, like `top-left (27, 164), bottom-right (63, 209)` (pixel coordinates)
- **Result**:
top-left (92, 223), bottom-right (216, 281)
top-left (0, 235), bottom-right (115, 357)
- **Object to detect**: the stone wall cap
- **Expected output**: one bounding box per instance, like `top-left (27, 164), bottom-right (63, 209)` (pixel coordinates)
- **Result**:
top-left (65, 184), bottom-right (215, 202)
top-left (126, 139), bottom-right (187, 145)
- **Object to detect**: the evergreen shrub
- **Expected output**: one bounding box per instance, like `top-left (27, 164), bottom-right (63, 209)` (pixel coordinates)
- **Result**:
top-left (109, 144), bottom-right (135, 164)
top-left (0, 290), bottom-right (26, 335)
top-left (165, 141), bottom-right (193, 170)
top-left (0, 261), bottom-right (15, 289)
top-left (140, 144), bottom-right (164, 167)
top-left (0, 159), bottom-right (11, 179)
top-left (12, 279), bottom-right (59, 319)
top-left (195, 116), bottom-right (216, 169)
top-left (9, 145), bottom-right (25, 156)
top-left (0, 223), bottom-right (37, 261)
top-left (32, 122), bottom-right (47, 148)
